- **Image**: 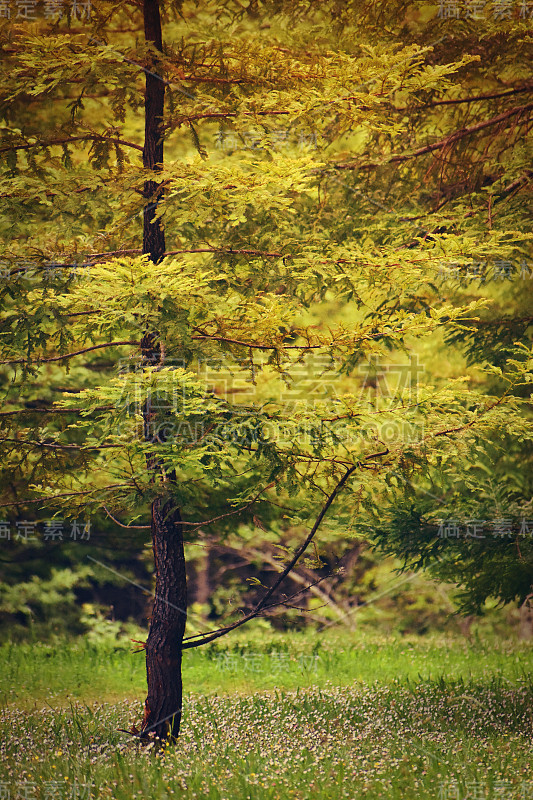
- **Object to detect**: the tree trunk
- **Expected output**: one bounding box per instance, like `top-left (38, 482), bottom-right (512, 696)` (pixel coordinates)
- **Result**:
top-left (142, 0), bottom-right (165, 263)
top-left (141, 499), bottom-right (187, 739)
top-left (139, 0), bottom-right (188, 741)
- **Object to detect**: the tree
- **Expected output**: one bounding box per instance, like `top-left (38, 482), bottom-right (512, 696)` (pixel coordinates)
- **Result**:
top-left (1, 0), bottom-right (531, 741)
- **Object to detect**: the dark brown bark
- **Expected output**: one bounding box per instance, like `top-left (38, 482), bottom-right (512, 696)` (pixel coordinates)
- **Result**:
top-left (139, 0), bottom-right (187, 742)
top-left (141, 499), bottom-right (187, 739)
top-left (142, 0), bottom-right (166, 264)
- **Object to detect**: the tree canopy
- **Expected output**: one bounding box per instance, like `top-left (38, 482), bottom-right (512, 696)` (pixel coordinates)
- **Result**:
top-left (1, 0), bottom-right (532, 736)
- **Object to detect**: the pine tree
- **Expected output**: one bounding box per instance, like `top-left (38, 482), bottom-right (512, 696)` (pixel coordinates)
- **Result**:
top-left (1, 1), bottom-right (531, 740)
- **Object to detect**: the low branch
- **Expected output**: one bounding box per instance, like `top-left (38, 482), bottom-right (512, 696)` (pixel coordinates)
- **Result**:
top-left (0, 483), bottom-right (132, 509)
top-left (0, 135), bottom-right (143, 154)
top-left (0, 437), bottom-right (120, 451)
top-left (190, 323), bottom-right (406, 350)
top-left (182, 464), bottom-right (357, 649)
top-left (0, 341), bottom-right (139, 366)
top-left (0, 406), bottom-right (112, 418)
top-left (103, 481), bottom-right (275, 531)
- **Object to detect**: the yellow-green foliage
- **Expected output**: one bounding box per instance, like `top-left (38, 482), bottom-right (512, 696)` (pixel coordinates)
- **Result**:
top-left (0, 1), bottom-right (531, 611)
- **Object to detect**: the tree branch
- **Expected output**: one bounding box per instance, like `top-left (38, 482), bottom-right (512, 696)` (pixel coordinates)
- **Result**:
top-left (0, 406), bottom-right (112, 417)
top-left (330, 101), bottom-right (533, 172)
top-left (102, 482), bottom-right (276, 531)
top-left (165, 109), bottom-right (291, 127)
top-left (248, 546), bottom-right (355, 628)
top-left (0, 484), bottom-right (132, 509)
top-left (103, 506), bottom-right (151, 529)
top-left (182, 464), bottom-right (357, 649)
top-left (85, 247), bottom-right (287, 260)
top-left (403, 83), bottom-right (533, 109)
top-left (0, 341), bottom-right (139, 366)
top-left (0, 135), bottom-right (143, 154)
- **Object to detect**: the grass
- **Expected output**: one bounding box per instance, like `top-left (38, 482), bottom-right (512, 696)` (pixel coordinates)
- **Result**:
top-left (1, 630), bottom-right (532, 799)
top-left (2, 628), bottom-right (531, 707)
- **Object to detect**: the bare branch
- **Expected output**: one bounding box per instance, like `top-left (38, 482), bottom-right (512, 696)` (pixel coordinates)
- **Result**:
top-left (179, 482), bottom-right (276, 528)
top-left (85, 247), bottom-right (287, 259)
top-left (182, 464), bottom-right (357, 649)
top-left (0, 437), bottom-right (121, 451)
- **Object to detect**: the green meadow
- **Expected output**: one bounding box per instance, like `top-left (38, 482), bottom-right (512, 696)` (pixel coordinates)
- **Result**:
top-left (1, 631), bottom-right (531, 800)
